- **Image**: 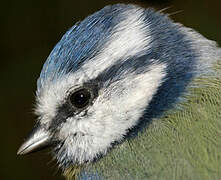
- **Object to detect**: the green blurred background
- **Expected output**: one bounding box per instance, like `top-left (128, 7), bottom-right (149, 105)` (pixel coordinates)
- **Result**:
top-left (1, 0), bottom-right (221, 179)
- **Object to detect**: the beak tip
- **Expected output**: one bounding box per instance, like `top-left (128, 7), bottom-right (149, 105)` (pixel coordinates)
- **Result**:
top-left (17, 143), bottom-right (29, 155)
top-left (17, 149), bottom-right (21, 155)
top-left (17, 150), bottom-right (22, 155)
top-left (17, 126), bottom-right (51, 156)
top-left (17, 146), bottom-right (25, 155)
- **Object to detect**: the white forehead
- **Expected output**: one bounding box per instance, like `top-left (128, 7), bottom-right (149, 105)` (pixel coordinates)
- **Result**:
top-left (35, 7), bottom-right (152, 124)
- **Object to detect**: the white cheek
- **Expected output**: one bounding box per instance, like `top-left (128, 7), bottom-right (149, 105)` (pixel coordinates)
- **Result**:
top-left (58, 63), bottom-right (166, 164)
top-left (92, 63), bottom-right (167, 141)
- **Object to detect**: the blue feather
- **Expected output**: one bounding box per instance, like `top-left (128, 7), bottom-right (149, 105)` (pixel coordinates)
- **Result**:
top-left (37, 4), bottom-right (137, 91)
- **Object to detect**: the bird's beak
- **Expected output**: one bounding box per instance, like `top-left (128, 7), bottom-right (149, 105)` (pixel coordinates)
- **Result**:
top-left (17, 124), bottom-right (52, 155)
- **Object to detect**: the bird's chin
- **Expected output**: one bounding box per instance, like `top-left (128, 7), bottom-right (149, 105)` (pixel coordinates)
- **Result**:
top-left (52, 134), bottom-right (103, 169)
top-left (53, 141), bottom-right (83, 169)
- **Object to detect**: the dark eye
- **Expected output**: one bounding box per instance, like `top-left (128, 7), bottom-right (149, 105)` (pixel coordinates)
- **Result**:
top-left (69, 88), bottom-right (92, 109)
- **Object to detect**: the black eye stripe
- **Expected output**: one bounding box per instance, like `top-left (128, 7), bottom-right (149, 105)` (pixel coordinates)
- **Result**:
top-left (48, 83), bottom-right (99, 131)
top-left (49, 103), bottom-right (75, 131)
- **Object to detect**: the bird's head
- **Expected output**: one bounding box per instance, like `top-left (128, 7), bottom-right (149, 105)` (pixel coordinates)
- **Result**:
top-left (18, 4), bottom-right (213, 169)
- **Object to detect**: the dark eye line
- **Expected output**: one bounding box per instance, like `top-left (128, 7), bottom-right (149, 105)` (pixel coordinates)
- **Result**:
top-left (49, 103), bottom-right (76, 131)
top-left (48, 83), bottom-right (99, 132)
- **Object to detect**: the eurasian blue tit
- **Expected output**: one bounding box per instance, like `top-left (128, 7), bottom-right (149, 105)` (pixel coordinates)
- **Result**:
top-left (18, 4), bottom-right (221, 180)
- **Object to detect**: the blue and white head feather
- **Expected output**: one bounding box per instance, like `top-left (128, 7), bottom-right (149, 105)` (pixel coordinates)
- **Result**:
top-left (27, 4), bottom-right (221, 168)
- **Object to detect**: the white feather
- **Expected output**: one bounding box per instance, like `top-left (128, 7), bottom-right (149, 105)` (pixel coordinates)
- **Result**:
top-left (58, 63), bottom-right (166, 164)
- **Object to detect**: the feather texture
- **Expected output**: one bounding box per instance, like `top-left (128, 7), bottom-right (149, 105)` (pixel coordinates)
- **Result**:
top-left (17, 4), bottom-right (221, 179)
top-left (65, 60), bottom-right (221, 180)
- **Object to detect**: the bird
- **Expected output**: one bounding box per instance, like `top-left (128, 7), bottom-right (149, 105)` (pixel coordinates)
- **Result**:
top-left (17, 4), bottom-right (221, 180)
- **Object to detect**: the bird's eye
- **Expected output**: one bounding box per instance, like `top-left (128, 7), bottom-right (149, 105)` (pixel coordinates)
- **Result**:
top-left (69, 88), bottom-right (92, 109)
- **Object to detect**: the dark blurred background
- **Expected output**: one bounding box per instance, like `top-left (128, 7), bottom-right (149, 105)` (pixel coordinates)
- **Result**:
top-left (1, 0), bottom-right (221, 179)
